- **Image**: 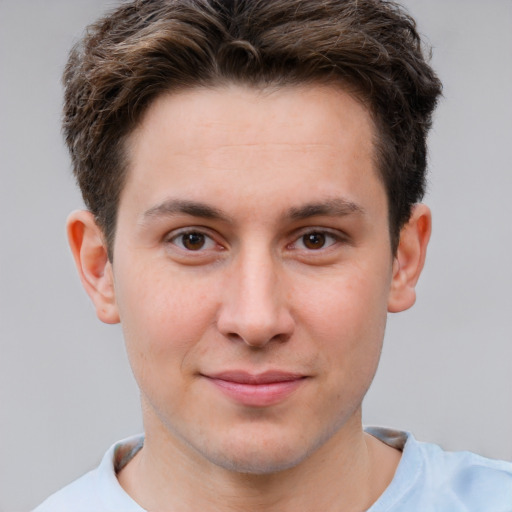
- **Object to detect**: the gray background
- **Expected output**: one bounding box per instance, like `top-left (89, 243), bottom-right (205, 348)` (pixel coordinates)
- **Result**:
top-left (0, 1), bottom-right (511, 510)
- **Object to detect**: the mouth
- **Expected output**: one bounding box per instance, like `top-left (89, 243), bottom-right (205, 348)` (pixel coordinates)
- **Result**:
top-left (202, 370), bottom-right (307, 407)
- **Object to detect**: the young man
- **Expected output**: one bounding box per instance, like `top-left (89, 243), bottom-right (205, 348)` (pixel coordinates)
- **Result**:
top-left (35, 0), bottom-right (512, 510)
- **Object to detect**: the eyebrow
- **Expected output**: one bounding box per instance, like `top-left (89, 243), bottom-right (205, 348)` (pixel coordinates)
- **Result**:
top-left (141, 199), bottom-right (229, 223)
top-left (286, 198), bottom-right (365, 220)
top-left (141, 197), bottom-right (364, 225)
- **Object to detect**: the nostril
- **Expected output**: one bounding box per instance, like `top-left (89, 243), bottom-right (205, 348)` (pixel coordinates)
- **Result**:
top-left (270, 332), bottom-right (292, 344)
top-left (222, 322), bottom-right (293, 348)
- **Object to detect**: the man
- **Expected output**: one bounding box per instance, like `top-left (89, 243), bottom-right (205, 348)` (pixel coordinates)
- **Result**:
top-left (35, 0), bottom-right (512, 510)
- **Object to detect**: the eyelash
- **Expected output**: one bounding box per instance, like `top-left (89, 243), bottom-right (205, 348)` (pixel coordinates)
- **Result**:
top-left (288, 230), bottom-right (342, 251)
top-left (166, 227), bottom-right (345, 253)
top-left (167, 229), bottom-right (219, 252)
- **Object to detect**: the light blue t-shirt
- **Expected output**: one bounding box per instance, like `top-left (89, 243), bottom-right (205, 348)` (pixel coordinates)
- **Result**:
top-left (34, 427), bottom-right (512, 511)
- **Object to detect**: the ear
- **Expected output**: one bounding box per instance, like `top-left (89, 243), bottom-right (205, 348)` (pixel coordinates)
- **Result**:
top-left (67, 210), bottom-right (120, 324)
top-left (387, 204), bottom-right (431, 313)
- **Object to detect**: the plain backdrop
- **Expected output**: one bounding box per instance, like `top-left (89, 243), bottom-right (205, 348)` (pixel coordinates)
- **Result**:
top-left (0, 1), bottom-right (511, 510)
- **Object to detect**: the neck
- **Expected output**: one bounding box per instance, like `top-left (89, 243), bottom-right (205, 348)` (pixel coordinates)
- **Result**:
top-left (118, 413), bottom-right (401, 512)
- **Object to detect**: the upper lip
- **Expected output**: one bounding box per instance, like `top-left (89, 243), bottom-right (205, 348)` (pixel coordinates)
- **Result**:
top-left (204, 370), bottom-right (305, 384)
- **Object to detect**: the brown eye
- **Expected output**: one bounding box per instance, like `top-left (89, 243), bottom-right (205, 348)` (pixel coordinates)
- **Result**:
top-left (302, 232), bottom-right (326, 250)
top-left (181, 232), bottom-right (206, 250)
top-left (169, 229), bottom-right (217, 252)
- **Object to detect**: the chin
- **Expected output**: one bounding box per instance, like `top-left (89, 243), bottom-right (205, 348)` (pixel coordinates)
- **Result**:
top-left (205, 445), bottom-right (311, 475)
top-left (193, 426), bottom-right (330, 475)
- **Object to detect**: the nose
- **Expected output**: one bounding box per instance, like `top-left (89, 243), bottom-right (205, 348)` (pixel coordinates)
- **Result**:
top-left (216, 248), bottom-right (295, 348)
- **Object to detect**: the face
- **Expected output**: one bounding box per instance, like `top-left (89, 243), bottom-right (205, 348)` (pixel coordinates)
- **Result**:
top-left (111, 84), bottom-right (395, 473)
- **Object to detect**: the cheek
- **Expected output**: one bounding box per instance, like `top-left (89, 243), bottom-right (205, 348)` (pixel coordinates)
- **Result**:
top-left (300, 265), bottom-right (389, 335)
top-left (295, 265), bottom-right (389, 377)
top-left (115, 269), bottom-right (224, 423)
top-left (115, 265), bottom-right (220, 372)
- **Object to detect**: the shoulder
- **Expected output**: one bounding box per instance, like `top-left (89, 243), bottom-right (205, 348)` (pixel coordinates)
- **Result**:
top-left (33, 469), bottom-right (100, 512)
top-left (418, 439), bottom-right (512, 509)
top-left (33, 435), bottom-right (144, 512)
top-left (367, 427), bottom-right (512, 511)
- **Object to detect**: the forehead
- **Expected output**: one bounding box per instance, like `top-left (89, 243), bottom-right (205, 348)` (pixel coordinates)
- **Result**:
top-left (128, 84), bottom-right (376, 166)
top-left (120, 84), bottom-right (384, 223)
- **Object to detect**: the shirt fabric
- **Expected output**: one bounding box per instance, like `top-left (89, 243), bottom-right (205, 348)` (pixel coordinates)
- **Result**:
top-left (34, 427), bottom-right (512, 511)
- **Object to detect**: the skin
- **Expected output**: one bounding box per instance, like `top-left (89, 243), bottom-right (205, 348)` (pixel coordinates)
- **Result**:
top-left (68, 84), bottom-right (431, 511)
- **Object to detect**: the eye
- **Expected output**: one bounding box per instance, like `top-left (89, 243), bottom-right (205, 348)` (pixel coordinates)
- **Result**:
top-left (170, 230), bottom-right (217, 251)
top-left (293, 230), bottom-right (339, 250)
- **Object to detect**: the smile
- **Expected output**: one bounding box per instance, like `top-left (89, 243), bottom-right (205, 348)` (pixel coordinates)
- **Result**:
top-left (203, 371), bottom-right (307, 407)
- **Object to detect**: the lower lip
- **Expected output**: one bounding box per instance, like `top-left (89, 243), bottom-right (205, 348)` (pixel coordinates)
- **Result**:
top-left (206, 377), bottom-right (305, 407)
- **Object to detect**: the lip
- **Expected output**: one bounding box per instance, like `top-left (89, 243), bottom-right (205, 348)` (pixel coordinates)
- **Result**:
top-left (202, 371), bottom-right (307, 407)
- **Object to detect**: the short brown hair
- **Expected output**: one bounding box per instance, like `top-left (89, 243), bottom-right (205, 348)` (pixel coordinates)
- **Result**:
top-left (63, 0), bottom-right (442, 257)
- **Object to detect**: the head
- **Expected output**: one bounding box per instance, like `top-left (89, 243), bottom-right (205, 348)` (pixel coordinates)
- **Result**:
top-left (64, 0), bottom-right (440, 478)
top-left (63, 0), bottom-right (441, 259)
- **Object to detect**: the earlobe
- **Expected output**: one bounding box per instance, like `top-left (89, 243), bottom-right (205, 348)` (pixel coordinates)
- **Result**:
top-left (387, 204), bottom-right (431, 313)
top-left (67, 210), bottom-right (120, 324)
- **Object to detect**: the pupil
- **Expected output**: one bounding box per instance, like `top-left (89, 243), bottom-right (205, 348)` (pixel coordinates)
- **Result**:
top-left (183, 232), bottom-right (205, 250)
top-left (304, 232), bottom-right (325, 249)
